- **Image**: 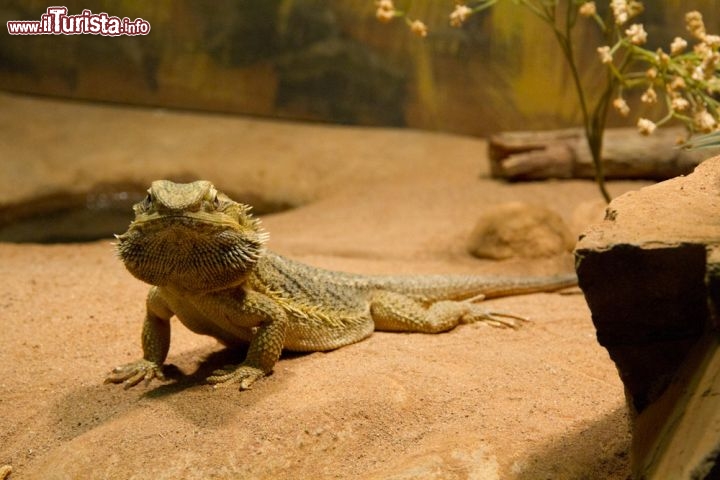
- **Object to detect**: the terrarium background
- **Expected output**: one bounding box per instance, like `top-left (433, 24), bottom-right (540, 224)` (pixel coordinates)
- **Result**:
top-left (1, 0), bottom-right (719, 136)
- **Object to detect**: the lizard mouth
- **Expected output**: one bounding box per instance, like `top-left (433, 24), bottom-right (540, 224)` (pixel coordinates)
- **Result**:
top-left (130, 210), bottom-right (241, 228)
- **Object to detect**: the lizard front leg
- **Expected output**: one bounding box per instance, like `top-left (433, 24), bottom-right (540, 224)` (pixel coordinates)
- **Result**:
top-left (206, 289), bottom-right (288, 390)
top-left (105, 287), bottom-right (171, 388)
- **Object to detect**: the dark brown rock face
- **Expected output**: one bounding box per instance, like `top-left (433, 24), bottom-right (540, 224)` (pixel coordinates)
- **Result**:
top-left (578, 243), bottom-right (707, 412)
top-left (576, 156), bottom-right (720, 478)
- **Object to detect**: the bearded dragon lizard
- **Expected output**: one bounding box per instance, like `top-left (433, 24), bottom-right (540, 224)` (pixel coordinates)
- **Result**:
top-left (106, 180), bottom-right (576, 390)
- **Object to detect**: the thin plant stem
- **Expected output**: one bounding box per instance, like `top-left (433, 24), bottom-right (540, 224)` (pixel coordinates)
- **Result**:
top-left (552, 15), bottom-right (612, 201)
top-left (523, 1), bottom-right (612, 202)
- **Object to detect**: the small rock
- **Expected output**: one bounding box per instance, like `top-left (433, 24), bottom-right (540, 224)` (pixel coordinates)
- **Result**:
top-left (467, 202), bottom-right (574, 259)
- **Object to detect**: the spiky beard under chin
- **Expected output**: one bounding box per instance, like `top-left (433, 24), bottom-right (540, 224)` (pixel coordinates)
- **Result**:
top-left (116, 225), bottom-right (265, 292)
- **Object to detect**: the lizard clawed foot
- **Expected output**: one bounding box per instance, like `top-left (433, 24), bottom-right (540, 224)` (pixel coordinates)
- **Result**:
top-left (206, 364), bottom-right (265, 390)
top-left (462, 304), bottom-right (530, 329)
top-left (105, 359), bottom-right (165, 389)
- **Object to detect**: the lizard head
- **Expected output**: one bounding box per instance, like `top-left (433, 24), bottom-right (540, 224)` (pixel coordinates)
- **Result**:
top-left (115, 180), bottom-right (268, 291)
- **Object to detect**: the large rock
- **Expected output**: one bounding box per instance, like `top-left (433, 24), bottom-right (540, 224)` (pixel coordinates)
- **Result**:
top-left (576, 157), bottom-right (720, 478)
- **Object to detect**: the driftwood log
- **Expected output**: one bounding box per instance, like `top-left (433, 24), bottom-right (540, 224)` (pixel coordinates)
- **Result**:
top-left (489, 127), bottom-right (720, 181)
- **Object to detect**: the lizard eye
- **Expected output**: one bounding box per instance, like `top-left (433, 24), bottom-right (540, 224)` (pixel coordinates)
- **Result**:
top-left (212, 192), bottom-right (221, 209)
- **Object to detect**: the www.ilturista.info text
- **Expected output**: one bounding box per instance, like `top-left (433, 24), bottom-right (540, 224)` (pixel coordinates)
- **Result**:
top-left (7, 7), bottom-right (150, 36)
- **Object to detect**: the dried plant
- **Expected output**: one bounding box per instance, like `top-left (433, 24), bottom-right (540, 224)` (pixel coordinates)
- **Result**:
top-left (375, 1), bottom-right (720, 202)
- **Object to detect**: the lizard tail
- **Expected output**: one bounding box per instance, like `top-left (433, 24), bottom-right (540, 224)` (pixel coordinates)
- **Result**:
top-left (365, 272), bottom-right (578, 302)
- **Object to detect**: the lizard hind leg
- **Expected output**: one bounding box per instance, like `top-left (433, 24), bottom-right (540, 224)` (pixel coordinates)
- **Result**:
top-left (370, 290), bottom-right (528, 333)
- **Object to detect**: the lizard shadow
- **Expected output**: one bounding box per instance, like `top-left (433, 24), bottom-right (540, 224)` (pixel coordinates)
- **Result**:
top-left (50, 345), bottom-right (307, 443)
top-left (141, 346), bottom-right (249, 398)
top-left (143, 345), bottom-right (309, 398)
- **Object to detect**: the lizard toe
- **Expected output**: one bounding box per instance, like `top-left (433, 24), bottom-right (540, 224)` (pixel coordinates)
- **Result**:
top-left (462, 305), bottom-right (530, 329)
top-left (105, 359), bottom-right (165, 388)
top-left (207, 364), bottom-right (265, 390)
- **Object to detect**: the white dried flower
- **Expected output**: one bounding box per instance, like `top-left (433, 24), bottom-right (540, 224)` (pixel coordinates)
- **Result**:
top-left (686, 11), bottom-right (706, 40)
top-left (670, 37), bottom-right (688, 55)
top-left (670, 76), bottom-right (686, 91)
top-left (671, 97), bottom-right (690, 111)
top-left (597, 46), bottom-right (613, 64)
top-left (702, 53), bottom-right (720, 77)
top-left (655, 48), bottom-right (670, 66)
top-left (625, 24), bottom-right (647, 45)
top-left (376, 9), bottom-right (394, 22)
top-left (450, 5), bottom-right (472, 27)
top-left (611, 0), bottom-right (629, 25)
top-left (704, 34), bottom-right (720, 48)
top-left (692, 65), bottom-right (705, 81)
top-left (637, 118), bottom-right (657, 135)
top-left (375, 0), bottom-right (395, 23)
top-left (646, 67), bottom-right (657, 79)
top-left (641, 87), bottom-right (657, 104)
top-left (694, 109), bottom-right (716, 132)
top-left (611, 0), bottom-right (643, 24)
top-left (410, 20), bottom-right (427, 37)
top-left (579, 2), bottom-right (596, 17)
top-left (613, 97), bottom-right (630, 116)
top-left (695, 42), bottom-right (712, 59)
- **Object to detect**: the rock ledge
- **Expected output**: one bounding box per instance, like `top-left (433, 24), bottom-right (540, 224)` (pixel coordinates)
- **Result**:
top-left (576, 156), bottom-right (720, 479)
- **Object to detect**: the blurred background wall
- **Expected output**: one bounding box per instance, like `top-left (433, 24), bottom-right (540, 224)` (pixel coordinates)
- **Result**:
top-left (2, 0), bottom-right (719, 136)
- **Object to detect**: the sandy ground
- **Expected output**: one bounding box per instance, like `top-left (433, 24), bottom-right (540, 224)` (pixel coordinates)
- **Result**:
top-left (0, 93), bottom-right (646, 479)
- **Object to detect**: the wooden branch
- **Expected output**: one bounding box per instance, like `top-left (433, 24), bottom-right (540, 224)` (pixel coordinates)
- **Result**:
top-left (488, 127), bottom-right (720, 181)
